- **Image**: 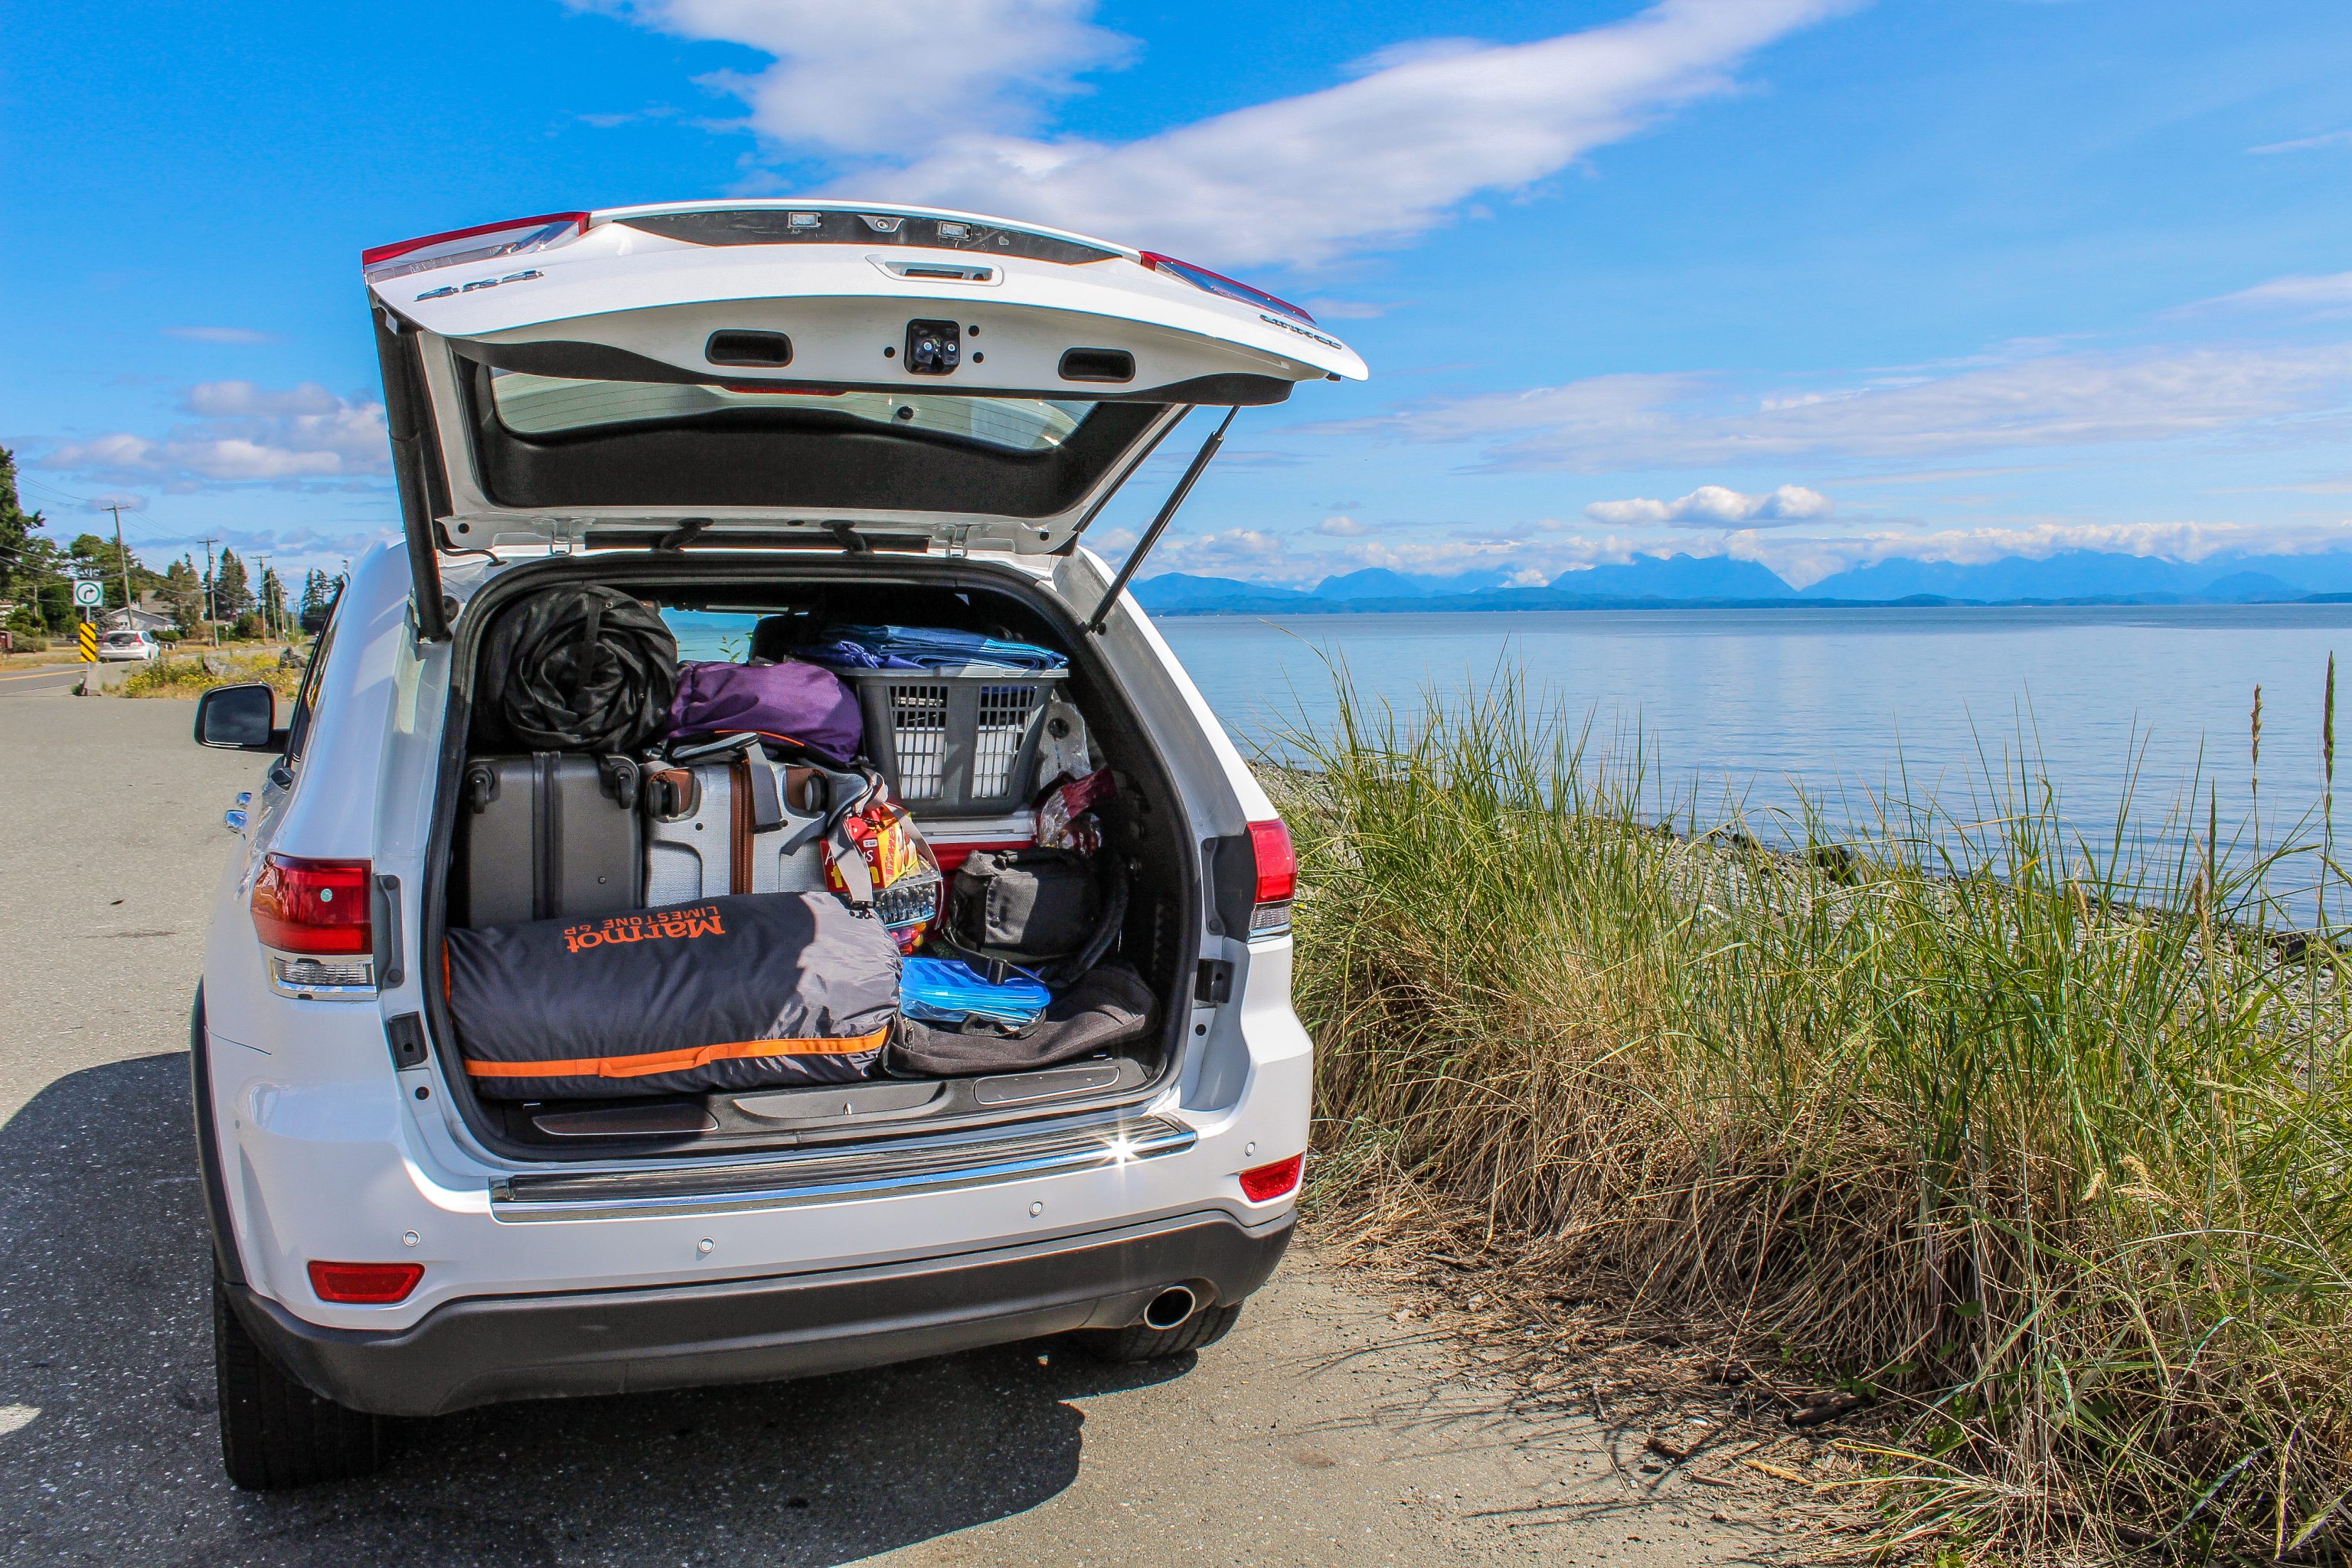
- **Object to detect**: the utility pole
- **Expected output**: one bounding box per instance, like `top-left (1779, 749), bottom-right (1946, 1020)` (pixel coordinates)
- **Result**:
top-left (106, 505), bottom-right (135, 627)
top-left (256, 556), bottom-right (275, 645)
top-left (199, 536), bottom-right (220, 645)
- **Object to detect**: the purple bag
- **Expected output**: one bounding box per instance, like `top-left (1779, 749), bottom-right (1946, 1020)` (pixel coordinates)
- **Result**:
top-left (666, 659), bottom-right (864, 764)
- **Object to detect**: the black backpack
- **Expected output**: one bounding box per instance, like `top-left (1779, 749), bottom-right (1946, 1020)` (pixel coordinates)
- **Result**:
top-left (477, 584), bottom-right (678, 754)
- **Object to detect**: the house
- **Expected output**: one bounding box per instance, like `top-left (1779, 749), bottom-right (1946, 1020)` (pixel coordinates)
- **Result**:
top-left (99, 604), bottom-right (175, 635)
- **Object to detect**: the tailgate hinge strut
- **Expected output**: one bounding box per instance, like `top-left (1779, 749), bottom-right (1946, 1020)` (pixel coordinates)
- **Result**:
top-left (1084, 406), bottom-right (1238, 635)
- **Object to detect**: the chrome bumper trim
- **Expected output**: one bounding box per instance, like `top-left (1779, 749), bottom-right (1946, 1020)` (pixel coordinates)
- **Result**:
top-left (488, 1114), bottom-right (1197, 1221)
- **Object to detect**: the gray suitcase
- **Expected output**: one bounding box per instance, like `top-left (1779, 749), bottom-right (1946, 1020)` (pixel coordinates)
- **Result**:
top-left (456, 753), bottom-right (644, 928)
top-left (642, 752), bottom-right (836, 906)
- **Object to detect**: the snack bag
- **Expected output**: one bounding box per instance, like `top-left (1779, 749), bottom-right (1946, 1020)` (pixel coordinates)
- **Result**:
top-left (825, 775), bottom-right (943, 955)
top-left (1035, 768), bottom-right (1116, 855)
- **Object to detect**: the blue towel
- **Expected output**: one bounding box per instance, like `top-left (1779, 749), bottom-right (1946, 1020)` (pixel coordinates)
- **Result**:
top-left (792, 624), bottom-right (1066, 675)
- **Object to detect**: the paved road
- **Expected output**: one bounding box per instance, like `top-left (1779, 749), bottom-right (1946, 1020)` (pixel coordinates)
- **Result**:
top-left (0, 689), bottom-right (1776, 1566)
top-left (0, 662), bottom-right (108, 698)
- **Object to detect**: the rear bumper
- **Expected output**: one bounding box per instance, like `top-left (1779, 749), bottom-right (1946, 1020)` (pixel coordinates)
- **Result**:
top-left (228, 1208), bottom-right (1292, 1416)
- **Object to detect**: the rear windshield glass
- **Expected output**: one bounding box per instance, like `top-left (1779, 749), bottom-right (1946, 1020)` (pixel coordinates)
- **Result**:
top-left (490, 371), bottom-right (1094, 454)
top-left (459, 358), bottom-right (1165, 517)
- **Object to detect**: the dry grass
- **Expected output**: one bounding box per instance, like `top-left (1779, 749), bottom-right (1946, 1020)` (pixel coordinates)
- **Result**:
top-left (1277, 672), bottom-right (2352, 1564)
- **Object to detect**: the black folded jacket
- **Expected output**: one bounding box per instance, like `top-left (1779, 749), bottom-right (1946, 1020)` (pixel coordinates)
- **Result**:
top-left (886, 963), bottom-right (1157, 1078)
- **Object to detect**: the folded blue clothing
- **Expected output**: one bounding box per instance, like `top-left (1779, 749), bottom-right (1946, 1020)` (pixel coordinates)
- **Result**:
top-left (793, 624), bottom-right (1066, 675)
top-left (900, 956), bottom-right (1052, 1029)
top-left (788, 638), bottom-right (920, 671)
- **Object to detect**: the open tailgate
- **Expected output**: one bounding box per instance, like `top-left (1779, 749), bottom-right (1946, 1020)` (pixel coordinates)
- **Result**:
top-left (367, 201), bottom-right (1364, 583)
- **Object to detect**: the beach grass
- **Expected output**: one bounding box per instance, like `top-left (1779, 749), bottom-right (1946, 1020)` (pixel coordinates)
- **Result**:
top-left (1276, 668), bottom-right (2352, 1563)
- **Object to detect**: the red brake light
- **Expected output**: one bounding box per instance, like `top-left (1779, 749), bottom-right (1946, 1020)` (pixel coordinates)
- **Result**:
top-left (361, 212), bottom-right (590, 283)
top-left (1246, 818), bottom-right (1296, 935)
top-left (307, 1261), bottom-right (423, 1305)
top-left (1140, 252), bottom-right (1316, 325)
top-left (251, 855), bottom-right (372, 956)
top-left (1238, 1154), bottom-right (1305, 1204)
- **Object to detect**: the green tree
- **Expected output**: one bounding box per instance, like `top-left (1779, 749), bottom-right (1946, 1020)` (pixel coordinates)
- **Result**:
top-left (15, 537), bottom-right (75, 631)
top-left (161, 556), bottom-right (206, 630)
top-left (0, 448), bottom-right (49, 604)
top-left (214, 547), bottom-right (253, 619)
top-left (299, 567), bottom-right (338, 633)
top-left (68, 533), bottom-right (164, 609)
top-left (258, 565), bottom-right (288, 637)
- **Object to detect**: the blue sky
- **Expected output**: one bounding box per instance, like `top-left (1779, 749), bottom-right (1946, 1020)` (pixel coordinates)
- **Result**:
top-left (3, 0), bottom-right (2348, 586)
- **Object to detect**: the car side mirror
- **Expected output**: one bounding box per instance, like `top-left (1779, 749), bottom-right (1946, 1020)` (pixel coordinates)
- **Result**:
top-left (194, 683), bottom-right (288, 752)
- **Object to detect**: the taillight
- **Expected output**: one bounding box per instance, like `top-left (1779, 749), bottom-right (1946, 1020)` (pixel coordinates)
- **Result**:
top-left (1238, 1154), bottom-right (1305, 1204)
top-left (307, 1260), bottom-right (423, 1305)
top-left (251, 855), bottom-right (371, 956)
top-left (1140, 252), bottom-right (1316, 325)
top-left (1246, 818), bottom-right (1296, 936)
top-left (361, 212), bottom-right (590, 284)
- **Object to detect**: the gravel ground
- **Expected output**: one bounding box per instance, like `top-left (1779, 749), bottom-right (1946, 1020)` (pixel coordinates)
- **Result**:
top-left (0, 687), bottom-right (1785, 1566)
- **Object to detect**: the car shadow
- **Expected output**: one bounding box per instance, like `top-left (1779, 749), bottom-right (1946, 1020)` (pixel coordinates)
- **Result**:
top-left (0, 1054), bottom-right (1192, 1566)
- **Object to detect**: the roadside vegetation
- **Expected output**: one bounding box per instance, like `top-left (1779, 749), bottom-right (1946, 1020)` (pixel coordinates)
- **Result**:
top-left (119, 650), bottom-right (302, 698)
top-left (1277, 671), bottom-right (2352, 1564)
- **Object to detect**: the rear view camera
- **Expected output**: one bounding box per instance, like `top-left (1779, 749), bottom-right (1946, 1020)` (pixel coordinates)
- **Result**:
top-left (905, 319), bottom-right (961, 375)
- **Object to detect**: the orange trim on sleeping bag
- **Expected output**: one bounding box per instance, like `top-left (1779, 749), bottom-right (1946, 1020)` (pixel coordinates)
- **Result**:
top-left (462, 1024), bottom-right (893, 1080)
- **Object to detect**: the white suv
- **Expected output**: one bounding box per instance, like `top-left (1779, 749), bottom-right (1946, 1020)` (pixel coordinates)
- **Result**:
top-left (187, 201), bottom-right (1364, 1488)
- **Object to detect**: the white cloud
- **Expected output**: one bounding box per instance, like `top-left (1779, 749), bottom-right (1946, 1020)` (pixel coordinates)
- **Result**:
top-left (78, 491), bottom-right (148, 513)
top-left (576, 0), bottom-right (1131, 158)
top-left (181, 381), bottom-right (342, 417)
top-left (2200, 271), bottom-right (2352, 315)
top-left (42, 384), bottom-right (387, 487)
top-left (1753, 521), bottom-right (2264, 589)
top-left (577, 105), bottom-right (681, 129)
top-left (2248, 129), bottom-right (2352, 155)
top-left (1585, 482), bottom-right (1830, 527)
top-left (1152, 527), bottom-right (1288, 575)
top-left (1325, 344), bottom-right (2352, 471)
top-left (45, 433), bottom-right (158, 471)
top-left (596, 0), bottom-right (1860, 269)
top-left (1316, 515), bottom-right (1367, 536)
top-left (164, 327), bottom-right (276, 345)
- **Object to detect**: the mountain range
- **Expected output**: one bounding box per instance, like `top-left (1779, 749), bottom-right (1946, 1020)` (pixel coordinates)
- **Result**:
top-left (1135, 550), bottom-right (2352, 615)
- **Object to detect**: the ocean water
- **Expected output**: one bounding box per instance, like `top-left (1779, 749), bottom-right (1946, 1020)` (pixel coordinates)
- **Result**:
top-left (1156, 605), bottom-right (2352, 920)
top-left (665, 601), bottom-right (2352, 918)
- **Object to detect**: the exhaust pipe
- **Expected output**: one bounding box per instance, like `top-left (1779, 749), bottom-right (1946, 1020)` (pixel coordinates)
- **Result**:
top-left (1142, 1285), bottom-right (1199, 1331)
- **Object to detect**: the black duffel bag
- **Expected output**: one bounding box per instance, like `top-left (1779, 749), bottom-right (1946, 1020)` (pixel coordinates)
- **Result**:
top-left (445, 892), bottom-right (900, 1099)
top-left (478, 584), bottom-right (678, 754)
top-left (947, 848), bottom-right (1099, 956)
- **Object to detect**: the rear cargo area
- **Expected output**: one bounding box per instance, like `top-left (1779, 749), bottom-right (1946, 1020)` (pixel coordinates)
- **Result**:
top-left (422, 557), bottom-right (1197, 1161)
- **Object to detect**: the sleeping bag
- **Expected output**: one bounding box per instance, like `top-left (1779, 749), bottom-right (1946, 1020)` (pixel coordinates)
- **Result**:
top-left (445, 891), bottom-right (900, 1099)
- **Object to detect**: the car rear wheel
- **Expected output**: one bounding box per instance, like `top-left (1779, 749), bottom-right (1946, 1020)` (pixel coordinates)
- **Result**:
top-left (214, 1276), bottom-right (390, 1489)
top-left (1075, 1299), bottom-right (1243, 1364)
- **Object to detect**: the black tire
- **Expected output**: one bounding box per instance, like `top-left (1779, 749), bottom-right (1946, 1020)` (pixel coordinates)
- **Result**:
top-left (214, 1277), bottom-right (390, 1489)
top-left (1075, 1300), bottom-right (1244, 1364)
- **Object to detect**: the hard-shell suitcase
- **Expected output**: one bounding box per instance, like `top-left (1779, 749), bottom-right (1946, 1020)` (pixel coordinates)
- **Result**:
top-left (456, 753), bottom-right (643, 928)
top-left (642, 751), bottom-right (834, 906)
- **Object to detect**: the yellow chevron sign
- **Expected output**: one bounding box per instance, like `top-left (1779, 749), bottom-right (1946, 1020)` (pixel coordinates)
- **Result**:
top-left (77, 622), bottom-right (98, 662)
